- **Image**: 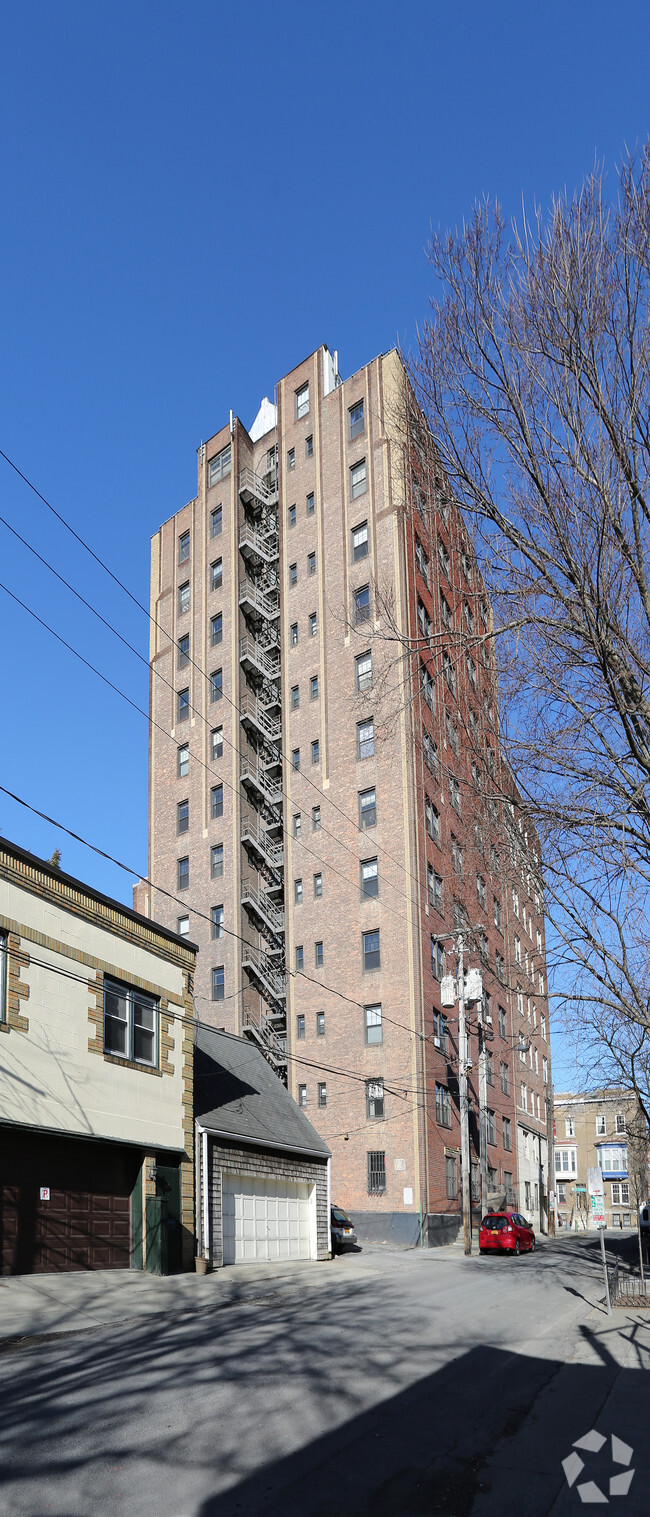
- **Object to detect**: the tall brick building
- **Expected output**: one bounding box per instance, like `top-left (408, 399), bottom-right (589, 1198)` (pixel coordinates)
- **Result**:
top-left (140, 343), bottom-right (553, 1245)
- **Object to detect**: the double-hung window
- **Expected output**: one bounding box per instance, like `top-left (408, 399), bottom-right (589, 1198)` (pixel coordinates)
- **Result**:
top-left (178, 581), bottom-right (190, 615)
top-left (357, 718), bottom-right (375, 760)
top-left (211, 727), bottom-right (223, 760)
top-left (359, 787), bottom-right (376, 828)
top-left (363, 929), bottom-right (380, 970)
top-left (208, 445), bottom-right (231, 486)
top-left (435, 1083), bottom-right (451, 1127)
top-left (364, 1003), bottom-right (382, 1045)
top-left (211, 559), bottom-right (222, 592)
top-left (349, 399), bottom-right (364, 439)
top-left (178, 634), bottom-right (190, 668)
top-left (355, 585), bottom-right (370, 623)
top-left (366, 1079), bottom-right (384, 1119)
top-left (350, 459), bottom-right (367, 499)
top-left (361, 858), bottom-right (378, 898)
top-left (211, 506), bottom-right (222, 538)
top-left (211, 905), bottom-right (224, 940)
top-left (179, 530), bottom-right (190, 563)
top-left (352, 521), bottom-right (368, 560)
top-left (210, 669), bottom-right (222, 703)
top-left (211, 784), bottom-right (223, 819)
top-left (211, 614), bottom-right (222, 647)
top-left (295, 383), bottom-right (310, 419)
top-left (104, 978), bottom-right (157, 1066)
top-left (212, 966), bottom-right (224, 1001)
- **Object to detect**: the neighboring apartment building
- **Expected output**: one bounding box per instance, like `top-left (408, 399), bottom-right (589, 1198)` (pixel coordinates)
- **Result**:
top-left (143, 343), bottom-right (552, 1245)
top-left (553, 1089), bottom-right (649, 1230)
top-left (0, 838), bottom-right (196, 1274)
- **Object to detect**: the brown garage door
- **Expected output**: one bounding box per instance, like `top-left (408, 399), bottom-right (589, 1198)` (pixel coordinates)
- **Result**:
top-left (0, 1129), bottom-right (141, 1274)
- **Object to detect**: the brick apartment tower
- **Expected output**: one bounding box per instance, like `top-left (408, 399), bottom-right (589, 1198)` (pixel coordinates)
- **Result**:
top-left (142, 343), bottom-right (553, 1244)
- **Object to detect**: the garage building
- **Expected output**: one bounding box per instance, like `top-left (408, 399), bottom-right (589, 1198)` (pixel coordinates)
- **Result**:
top-left (194, 1026), bottom-right (330, 1266)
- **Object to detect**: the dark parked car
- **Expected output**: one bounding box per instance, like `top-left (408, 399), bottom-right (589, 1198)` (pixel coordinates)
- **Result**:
top-left (479, 1211), bottom-right (535, 1256)
top-left (331, 1205), bottom-right (357, 1253)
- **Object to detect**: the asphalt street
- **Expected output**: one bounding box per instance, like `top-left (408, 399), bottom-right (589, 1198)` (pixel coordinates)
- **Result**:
top-left (1, 1233), bottom-right (649, 1517)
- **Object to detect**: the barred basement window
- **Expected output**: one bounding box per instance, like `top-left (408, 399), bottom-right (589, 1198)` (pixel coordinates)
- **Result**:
top-left (104, 979), bottom-right (157, 1066)
top-left (367, 1150), bottom-right (386, 1194)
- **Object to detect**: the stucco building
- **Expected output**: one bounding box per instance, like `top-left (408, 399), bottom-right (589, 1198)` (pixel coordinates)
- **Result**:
top-left (142, 343), bottom-right (553, 1245)
top-left (553, 1088), bottom-right (649, 1230)
top-left (0, 838), bottom-right (196, 1273)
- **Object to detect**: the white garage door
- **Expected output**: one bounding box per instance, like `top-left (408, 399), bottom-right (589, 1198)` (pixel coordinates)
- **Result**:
top-left (222, 1173), bottom-right (312, 1264)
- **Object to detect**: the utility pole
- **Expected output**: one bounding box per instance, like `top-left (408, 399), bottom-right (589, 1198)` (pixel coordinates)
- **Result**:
top-left (457, 933), bottom-right (472, 1256)
top-left (477, 1009), bottom-right (488, 1219)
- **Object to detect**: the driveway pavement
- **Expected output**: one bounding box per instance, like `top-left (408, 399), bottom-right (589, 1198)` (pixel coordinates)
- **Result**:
top-left (0, 1232), bottom-right (648, 1516)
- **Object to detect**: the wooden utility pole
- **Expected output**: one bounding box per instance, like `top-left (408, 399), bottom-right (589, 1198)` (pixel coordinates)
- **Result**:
top-left (457, 934), bottom-right (472, 1256)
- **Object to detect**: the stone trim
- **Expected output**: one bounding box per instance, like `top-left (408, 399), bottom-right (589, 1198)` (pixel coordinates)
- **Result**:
top-left (1, 931), bottom-right (30, 1034)
top-left (0, 849), bottom-right (197, 973)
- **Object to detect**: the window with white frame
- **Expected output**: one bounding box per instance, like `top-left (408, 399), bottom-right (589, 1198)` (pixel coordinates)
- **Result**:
top-left (352, 521), bottom-right (369, 560)
top-left (612, 1182), bottom-right (630, 1206)
top-left (565, 1116), bottom-right (575, 1137)
top-left (554, 1147), bottom-right (577, 1175)
top-left (295, 383), bottom-right (310, 419)
top-left (364, 1003), bottom-right (382, 1045)
top-left (104, 978), bottom-right (157, 1066)
top-left (598, 1147), bottom-right (627, 1173)
top-left (616, 1112), bottom-right (627, 1134)
top-left (596, 1113), bottom-right (606, 1136)
top-left (208, 444), bottom-right (231, 486)
top-left (350, 459), bottom-right (367, 499)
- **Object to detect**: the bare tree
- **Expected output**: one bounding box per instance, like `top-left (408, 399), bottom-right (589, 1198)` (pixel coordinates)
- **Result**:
top-left (409, 144), bottom-right (650, 1107)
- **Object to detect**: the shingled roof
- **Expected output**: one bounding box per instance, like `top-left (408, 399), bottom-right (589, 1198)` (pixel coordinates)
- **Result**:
top-left (194, 1024), bottom-right (330, 1159)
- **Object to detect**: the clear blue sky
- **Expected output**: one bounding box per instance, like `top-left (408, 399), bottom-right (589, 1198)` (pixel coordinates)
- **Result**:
top-left (1, 2), bottom-right (648, 1083)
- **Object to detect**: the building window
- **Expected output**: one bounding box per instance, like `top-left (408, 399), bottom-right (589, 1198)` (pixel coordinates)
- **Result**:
top-left (211, 727), bottom-right (223, 760)
top-left (210, 669), bottom-right (222, 703)
top-left (355, 585), bottom-right (370, 623)
top-left (295, 945), bottom-right (304, 970)
top-left (208, 445), bottom-right (231, 486)
top-left (211, 844), bottom-right (223, 878)
top-left (290, 562), bottom-right (298, 587)
top-left (418, 599), bottom-right (432, 642)
top-left (295, 382), bottom-right (310, 419)
top-left (359, 786), bottom-right (377, 829)
top-left (177, 856), bottom-right (189, 890)
top-left (498, 1005), bottom-right (507, 1038)
top-left (616, 1113), bottom-right (627, 1134)
top-left (210, 506), bottom-right (222, 538)
top-left (502, 1117), bottom-right (512, 1151)
top-left (443, 649), bottom-right (456, 696)
top-left (435, 1083), bottom-right (451, 1127)
top-left (309, 611), bottom-right (318, 636)
top-left (565, 1116), bottom-right (575, 1137)
top-left (445, 710), bottom-right (459, 756)
top-left (211, 614), bottom-right (223, 647)
top-left (297, 1015), bottom-right (305, 1040)
top-left (425, 797), bottom-right (440, 843)
top-left (311, 739), bottom-right (320, 765)
top-left (316, 1010), bottom-right (325, 1036)
top-left (294, 878), bottom-right (303, 905)
top-left (211, 785), bottom-right (223, 819)
top-left (291, 684), bottom-right (300, 710)
top-left (292, 748), bottom-right (300, 771)
top-left (212, 966), bottom-right (224, 1001)
top-left (521, 1083), bottom-right (528, 1113)
top-left (349, 399), bottom-right (364, 439)
top-left (486, 1109), bottom-right (496, 1145)
top-left (365, 1003), bottom-right (382, 1045)
top-left (415, 536), bottom-right (429, 585)
top-left (361, 858), bottom-right (378, 898)
top-left (451, 835), bottom-right (463, 877)
top-left (431, 937), bottom-right (445, 980)
top-left (428, 865), bottom-right (443, 911)
top-left (305, 434), bottom-right (314, 458)
top-left (178, 529), bottom-right (190, 563)
top-left (363, 929), bottom-right (380, 971)
top-left (318, 1082), bottom-right (327, 1108)
top-left (445, 1155), bottom-right (457, 1199)
top-left (104, 979), bottom-right (157, 1066)
top-left (367, 1151), bottom-right (386, 1194)
top-left (288, 447), bottom-right (295, 471)
top-left (315, 941), bottom-right (324, 967)
top-left (500, 1061), bottom-right (509, 1094)
top-left (210, 905), bottom-right (224, 940)
top-left (312, 805), bottom-right (321, 829)
top-left (612, 1182), bottom-right (630, 1206)
top-left (310, 674), bottom-right (319, 700)
top-left (495, 952), bottom-right (505, 984)
top-left (357, 718), bottom-right (375, 760)
top-left (306, 491), bottom-right (315, 515)
top-left (177, 916), bottom-right (189, 937)
top-left (516, 985), bottom-right (524, 1015)
top-left (178, 633), bottom-right (190, 668)
top-left (290, 622), bottom-right (298, 646)
top-left (314, 873), bottom-right (323, 898)
top-left (211, 558), bottom-right (222, 591)
top-left (350, 459), bottom-right (367, 499)
top-left (438, 537), bottom-right (450, 578)
top-left (177, 688), bottom-right (190, 723)
top-left (298, 1084), bottom-right (307, 1107)
top-left (366, 1079), bottom-right (385, 1119)
top-left (178, 581), bottom-right (190, 615)
top-left (449, 775), bottom-right (461, 813)
top-left (432, 1011), bottom-right (448, 1052)
top-left (420, 664), bottom-right (435, 710)
top-left (466, 652), bottom-right (477, 689)
top-left (477, 874), bottom-right (487, 908)
top-left (177, 743), bottom-right (189, 777)
top-left (423, 730), bottom-right (438, 776)
top-left (353, 655), bottom-right (373, 701)
top-left (352, 521), bottom-right (368, 560)
top-left (555, 1147), bottom-right (577, 1175)
top-left (596, 1114), bottom-right (607, 1136)
top-left (599, 1147), bottom-right (628, 1174)
top-left (293, 813), bottom-right (301, 838)
top-left (493, 897), bottom-right (502, 930)
top-left (177, 799), bottom-right (189, 834)
top-left (440, 593), bottom-right (452, 629)
top-left (288, 504), bottom-right (296, 528)
top-left (307, 551), bottom-right (316, 575)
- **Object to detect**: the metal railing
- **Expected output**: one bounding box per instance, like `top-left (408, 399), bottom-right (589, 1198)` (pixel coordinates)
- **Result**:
top-left (239, 518), bottom-right (279, 562)
top-left (241, 942), bottom-right (286, 1000)
top-left (239, 635), bottom-right (280, 681)
top-left (239, 755), bottom-right (282, 807)
top-left (241, 877), bottom-right (285, 934)
top-left (239, 466), bottom-right (278, 508)
top-left (242, 1007), bottom-right (287, 1067)
top-left (240, 812), bottom-right (284, 869)
top-left (239, 690), bottom-right (281, 743)
top-left (239, 577), bottom-right (280, 620)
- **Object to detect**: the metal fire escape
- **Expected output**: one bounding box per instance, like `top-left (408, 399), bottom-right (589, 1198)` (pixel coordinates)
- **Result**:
top-left (238, 447), bottom-right (287, 1078)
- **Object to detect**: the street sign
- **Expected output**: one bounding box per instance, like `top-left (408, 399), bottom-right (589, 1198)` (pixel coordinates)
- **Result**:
top-left (590, 1194), bottom-right (606, 1228)
top-left (588, 1166), bottom-right (604, 1199)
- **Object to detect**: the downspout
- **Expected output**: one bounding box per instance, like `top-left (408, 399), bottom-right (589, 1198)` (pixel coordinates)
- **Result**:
top-left (327, 1155), bottom-right (332, 1258)
top-left (202, 1127), bottom-right (210, 1261)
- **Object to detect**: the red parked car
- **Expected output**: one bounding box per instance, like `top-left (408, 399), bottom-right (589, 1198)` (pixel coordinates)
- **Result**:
top-left (479, 1211), bottom-right (536, 1256)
